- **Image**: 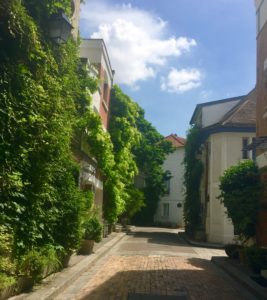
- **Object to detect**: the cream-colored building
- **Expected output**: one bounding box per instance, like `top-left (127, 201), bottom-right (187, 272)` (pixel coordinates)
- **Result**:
top-left (154, 134), bottom-right (186, 227)
top-left (190, 89), bottom-right (256, 244)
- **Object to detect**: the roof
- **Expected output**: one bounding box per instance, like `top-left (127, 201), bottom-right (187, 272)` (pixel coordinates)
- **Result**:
top-left (165, 134), bottom-right (186, 148)
top-left (190, 95), bottom-right (245, 125)
top-left (220, 88), bottom-right (257, 127)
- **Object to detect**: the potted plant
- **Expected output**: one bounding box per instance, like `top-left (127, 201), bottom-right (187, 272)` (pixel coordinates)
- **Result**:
top-left (78, 216), bottom-right (103, 255)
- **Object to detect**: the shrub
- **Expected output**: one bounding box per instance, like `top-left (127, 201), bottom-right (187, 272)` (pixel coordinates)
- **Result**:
top-left (0, 272), bottom-right (16, 292)
top-left (18, 245), bottom-right (60, 281)
top-left (82, 216), bottom-right (103, 243)
top-left (218, 160), bottom-right (262, 240)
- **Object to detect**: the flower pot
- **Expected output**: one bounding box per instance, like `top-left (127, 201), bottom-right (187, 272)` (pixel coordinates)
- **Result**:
top-left (103, 223), bottom-right (109, 238)
top-left (115, 224), bottom-right (122, 232)
top-left (61, 253), bottom-right (72, 268)
top-left (17, 276), bottom-right (34, 292)
top-left (108, 224), bottom-right (113, 234)
top-left (78, 239), bottom-right (94, 255)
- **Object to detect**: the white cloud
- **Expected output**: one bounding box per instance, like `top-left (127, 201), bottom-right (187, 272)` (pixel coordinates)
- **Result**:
top-left (80, 1), bottom-right (197, 86)
top-left (161, 68), bottom-right (202, 93)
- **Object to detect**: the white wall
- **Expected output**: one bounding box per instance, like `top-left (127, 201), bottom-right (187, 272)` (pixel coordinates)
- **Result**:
top-left (80, 40), bottom-right (113, 86)
top-left (256, 0), bottom-right (267, 33)
top-left (154, 147), bottom-right (185, 227)
top-left (206, 132), bottom-right (255, 244)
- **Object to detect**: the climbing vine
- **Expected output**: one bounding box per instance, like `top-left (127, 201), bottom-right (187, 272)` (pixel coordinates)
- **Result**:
top-left (109, 85), bottom-right (144, 220)
top-left (183, 125), bottom-right (203, 236)
top-left (0, 0), bottom-right (99, 288)
top-left (109, 86), bottom-right (173, 224)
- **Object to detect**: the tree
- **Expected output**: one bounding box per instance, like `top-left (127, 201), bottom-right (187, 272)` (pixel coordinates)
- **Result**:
top-left (109, 86), bottom-right (144, 220)
top-left (109, 86), bottom-right (173, 224)
top-left (133, 107), bottom-right (173, 224)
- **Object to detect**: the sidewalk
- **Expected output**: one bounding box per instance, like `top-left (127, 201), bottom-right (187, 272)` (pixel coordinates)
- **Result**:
top-left (180, 232), bottom-right (224, 249)
top-left (10, 232), bottom-right (126, 300)
top-left (212, 256), bottom-right (267, 300)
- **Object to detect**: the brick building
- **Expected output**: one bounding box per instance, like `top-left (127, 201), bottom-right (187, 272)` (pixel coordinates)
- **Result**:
top-left (254, 0), bottom-right (267, 246)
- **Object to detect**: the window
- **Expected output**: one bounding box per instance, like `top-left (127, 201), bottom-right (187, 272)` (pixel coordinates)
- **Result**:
top-left (163, 203), bottom-right (169, 218)
top-left (242, 137), bottom-right (249, 159)
top-left (164, 178), bottom-right (170, 195)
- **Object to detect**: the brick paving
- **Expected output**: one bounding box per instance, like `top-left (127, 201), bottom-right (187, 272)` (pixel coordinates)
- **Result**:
top-left (55, 227), bottom-right (254, 300)
top-left (64, 256), bottom-right (241, 300)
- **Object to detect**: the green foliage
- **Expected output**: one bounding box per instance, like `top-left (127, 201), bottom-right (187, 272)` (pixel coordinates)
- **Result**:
top-left (82, 216), bottom-right (103, 243)
top-left (0, 225), bottom-right (16, 278)
top-left (124, 187), bottom-right (145, 219)
top-left (183, 126), bottom-right (203, 235)
top-left (0, 273), bottom-right (16, 292)
top-left (109, 86), bottom-right (172, 224)
top-left (109, 86), bottom-right (143, 220)
top-left (18, 245), bottom-right (60, 281)
top-left (132, 103), bottom-right (173, 224)
top-left (78, 108), bottom-right (125, 223)
top-left (0, 2), bottom-right (103, 290)
top-left (218, 160), bottom-right (262, 239)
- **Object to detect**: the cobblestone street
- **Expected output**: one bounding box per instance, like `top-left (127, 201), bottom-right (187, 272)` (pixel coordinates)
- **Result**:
top-left (55, 227), bottom-right (255, 300)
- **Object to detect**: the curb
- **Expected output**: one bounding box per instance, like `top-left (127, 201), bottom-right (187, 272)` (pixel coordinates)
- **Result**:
top-left (182, 234), bottom-right (224, 249)
top-left (212, 256), bottom-right (267, 300)
top-left (10, 232), bottom-right (126, 300)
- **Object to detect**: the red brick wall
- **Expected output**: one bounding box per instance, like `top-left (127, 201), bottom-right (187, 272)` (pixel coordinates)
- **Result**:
top-left (256, 17), bottom-right (267, 247)
top-left (256, 171), bottom-right (267, 247)
top-left (256, 22), bottom-right (267, 137)
top-left (97, 65), bottom-right (110, 129)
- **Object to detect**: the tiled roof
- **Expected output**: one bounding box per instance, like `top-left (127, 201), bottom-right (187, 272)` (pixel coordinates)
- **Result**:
top-left (165, 134), bottom-right (186, 148)
top-left (220, 88), bottom-right (256, 127)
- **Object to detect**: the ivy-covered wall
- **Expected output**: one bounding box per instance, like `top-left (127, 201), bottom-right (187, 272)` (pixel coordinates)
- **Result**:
top-left (183, 126), bottom-right (203, 236)
top-left (0, 0), bottom-right (100, 290)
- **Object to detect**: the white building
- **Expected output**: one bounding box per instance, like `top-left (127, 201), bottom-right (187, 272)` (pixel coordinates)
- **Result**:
top-left (154, 134), bottom-right (186, 227)
top-left (190, 89), bottom-right (256, 244)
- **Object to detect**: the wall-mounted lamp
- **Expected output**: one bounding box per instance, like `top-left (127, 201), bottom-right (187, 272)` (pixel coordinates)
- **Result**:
top-left (48, 10), bottom-right (73, 44)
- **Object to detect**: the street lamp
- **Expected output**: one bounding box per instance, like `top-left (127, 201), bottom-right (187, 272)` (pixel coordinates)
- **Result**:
top-left (48, 10), bottom-right (73, 44)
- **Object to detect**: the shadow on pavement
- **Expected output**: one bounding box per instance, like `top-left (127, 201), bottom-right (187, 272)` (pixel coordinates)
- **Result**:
top-left (127, 230), bottom-right (188, 246)
top-left (78, 257), bottom-right (242, 300)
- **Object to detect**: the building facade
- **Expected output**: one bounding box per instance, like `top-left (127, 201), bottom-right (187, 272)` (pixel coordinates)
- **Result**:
top-left (72, 39), bottom-right (114, 219)
top-left (190, 91), bottom-right (256, 244)
top-left (154, 134), bottom-right (186, 228)
top-left (254, 0), bottom-right (267, 246)
top-left (80, 39), bottom-right (114, 130)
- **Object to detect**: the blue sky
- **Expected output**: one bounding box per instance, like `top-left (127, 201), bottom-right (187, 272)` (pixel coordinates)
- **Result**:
top-left (80, 0), bottom-right (256, 137)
